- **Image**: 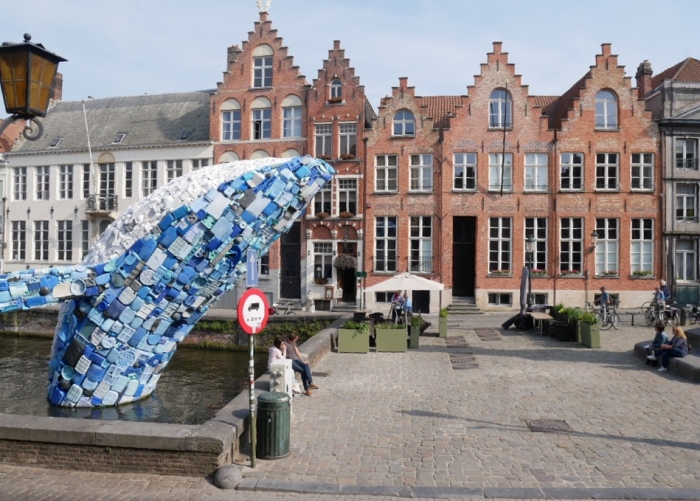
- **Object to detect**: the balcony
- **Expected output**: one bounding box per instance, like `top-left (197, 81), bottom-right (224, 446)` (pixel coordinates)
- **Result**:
top-left (86, 194), bottom-right (119, 220)
top-left (409, 257), bottom-right (433, 274)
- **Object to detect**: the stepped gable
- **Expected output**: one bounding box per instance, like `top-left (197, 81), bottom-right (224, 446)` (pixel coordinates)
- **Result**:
top-left (651, 57), bottom-right (700, 88)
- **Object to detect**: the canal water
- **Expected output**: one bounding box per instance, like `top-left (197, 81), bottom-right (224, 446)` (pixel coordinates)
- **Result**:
top-left (0, 336), bottom-right (268, 425)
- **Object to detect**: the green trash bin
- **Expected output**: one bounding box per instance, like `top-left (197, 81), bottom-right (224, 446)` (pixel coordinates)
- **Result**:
top-left (256, 391), bottom-right (291, 459)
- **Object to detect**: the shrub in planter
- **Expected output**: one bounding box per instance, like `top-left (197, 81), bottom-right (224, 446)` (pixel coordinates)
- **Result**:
top-left (337, 321), bottom-right (369, 353)
top-left (339, 211), bottom-right (355, 218)
top-left (580, 312), bottom-right (601, 348)
top-left (315, 212), bottom-right (330, 219)
top-left (439, 308), bottom-right (448, 338)
top-left (376, 323), bottom-right (408, 352)
top-left (339, 153), bottom-right (355, 160)
top-left (408, 314), bottom-right (421, 350)
top-left (334, 254), bottom-right (357, 270)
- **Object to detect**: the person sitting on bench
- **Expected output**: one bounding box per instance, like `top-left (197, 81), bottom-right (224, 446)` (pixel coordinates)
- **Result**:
top-left (285, 333), bottom-right (318, 396)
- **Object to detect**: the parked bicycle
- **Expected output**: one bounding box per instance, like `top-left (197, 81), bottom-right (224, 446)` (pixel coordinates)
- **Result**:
top-left (686, 304), bottom-right (700, 325)
top-left (643, 299), bottom-right (680, 327)
top-left (585, 301), bottom-right (621, 330)
top-left (269, 300), bottom-right (297, 316)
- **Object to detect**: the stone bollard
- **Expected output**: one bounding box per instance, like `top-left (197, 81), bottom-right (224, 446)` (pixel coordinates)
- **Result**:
top-left (214, 465), bottom-right (243, 489)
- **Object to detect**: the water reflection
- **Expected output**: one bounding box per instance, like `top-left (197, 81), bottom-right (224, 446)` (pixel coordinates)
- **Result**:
top-left (0, 336), bottom-right (267, 425)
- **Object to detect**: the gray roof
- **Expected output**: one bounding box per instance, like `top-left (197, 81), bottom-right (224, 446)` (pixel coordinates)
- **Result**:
top-left (13, 91), bottom-right (213, 153)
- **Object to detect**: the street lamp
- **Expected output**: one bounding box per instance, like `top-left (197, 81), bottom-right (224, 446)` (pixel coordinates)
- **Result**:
top-left (0, 34), bottom-right (66, 141)
top-left (525, 236), bottom-right (535, 308)
top-left (585, 230), bottom-right (599, 305)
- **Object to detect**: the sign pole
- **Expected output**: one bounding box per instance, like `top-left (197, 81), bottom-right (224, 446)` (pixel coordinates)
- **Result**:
top-left (249, 325), bottom-right (256, 468)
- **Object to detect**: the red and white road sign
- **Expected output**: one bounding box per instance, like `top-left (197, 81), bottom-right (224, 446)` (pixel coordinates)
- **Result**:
top-left (237, 288), bottom-right (270, 334)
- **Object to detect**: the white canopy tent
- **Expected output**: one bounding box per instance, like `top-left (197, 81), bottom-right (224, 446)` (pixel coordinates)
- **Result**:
top-left (364, 273), bottom-right (445, 321)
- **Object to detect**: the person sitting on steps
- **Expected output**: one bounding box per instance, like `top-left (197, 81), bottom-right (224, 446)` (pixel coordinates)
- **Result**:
top-left (285, 332), bottom-right (319, 396)
top-left (645, 323), bottom-right (668, 367)
top-left (648, 325), bottom-right (689, 373)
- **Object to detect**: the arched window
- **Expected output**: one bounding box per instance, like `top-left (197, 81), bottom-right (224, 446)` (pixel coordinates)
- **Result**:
top-left (221, 99), bottom-right (241, 141)
top-left (330, 79), bottom-right (342, 101)
top-left (489, 89), bottom-right (512, 129)
top-left (219, 151), bottom-right (240, 163)
top-left (251, 97), bottom-right (272, 140)
top-left (595, 90), bottom-right (618, 129)
top-left (250, 150), bottom-right (270, 160)
top-left (393, 109), bottom-right (415, 136)
top-left (252, 44), bottom-right (273, 88)
top-left (282, 95), bottom-right (302, 138)
top-left (282, 148), bottom-right (301, 158)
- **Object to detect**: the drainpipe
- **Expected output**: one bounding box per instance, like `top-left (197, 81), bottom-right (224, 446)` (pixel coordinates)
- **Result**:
top-left (362, 135), bottom-right (369, 312)
top-left (551, 130), bottom-right (558, 306)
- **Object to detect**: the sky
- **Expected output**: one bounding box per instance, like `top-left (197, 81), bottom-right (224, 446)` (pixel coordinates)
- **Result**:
top-left (2, 0), bottom-right (699, 111)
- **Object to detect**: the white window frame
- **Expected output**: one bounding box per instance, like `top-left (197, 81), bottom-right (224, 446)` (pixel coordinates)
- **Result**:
top-left (595, 90), bottom-right (618, 130)
top-left (13, 167), bottom-right (27, 201)
top-left (34, 220), bottom-right (49, 261)
top-left (489, 89), bottom-right (512, 129)
top-left (59, 165), bottom-right (73, 199)
top-left (315, 124), bottom-right (332, 158)
top-left (393, 110), bottom-right (415, 136)
top-left (488, 293), bottom-right (512, 306)
top-left (253, 56), bottom-right (272, 88)
top-left (488, 217), bottom-right (511, 274)
top-left (57, 220), bottom-right (73, 262)
top-left (453, 153), bottom-right (476, 191)
top-left (676, 138), bottom-right (698, 170)
top-left (36, 166), bottom-right (49, 200)
top-left (81, 220), bottom-right (90, 261)
top-left (560, 218), bottom-right (583, 275)
top-left (631, 219), bottom-right (653, 275)
top-left (676, 183), bottom-right (698, 221)
top-left (410, 154), bottom-right (433, 192)
top-left (222, 110), bottom-right (241, 141)
top-left (142, 161), bottom-right (158, 197)
top-left (409, 216), bottom-right (432, 274)
top-left (282, 106), bottom-right (302, 138)
top-left (313, 242), bottom-right (333, 281)
top-left (252, 108), bottom-right (271, 140)
top-left (375, 216), bottom-right (397, 272)
top-left (330, 79), bottom-right (342, 100)
top-left (524, 153), bottom-right (548, 191)
top-left (338, 178), bottom-right (357, 215)
top-left (124, 162), bottom-right (133, 198)
top-left (313, 181), bottom-right (332, 216)
top-left (11, 220), bottom-right (26, 260)
top-left (595, 153), bottom-right (619, 191)
top-left (339, 123), bottom-right (357, 157)
top-left (488, 153), bottom-right (513, 192)
top-left (167, 160), bottom-right (183, 182)
top-left (675, 239), bottom-right (697, 282)
top-left (631, 153), bottom-right (653, 191)
top-left (525, 217), bottom-right (548, 273)
top-left (82, 164), bottom-right (90, 198)
top-left (375, 155), bottom-right (397, 192)
top-left (595, 218), bottom-right (618, 276)
top-left (560, 153), bottom-right (583, 191)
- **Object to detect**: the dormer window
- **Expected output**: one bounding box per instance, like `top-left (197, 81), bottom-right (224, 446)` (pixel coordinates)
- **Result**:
top-left (595, 90), bottom-right (618, 130)
top-left (113, 133), bottom-right (127, 144)
top-left (252, 44), bottom-right (273, 88)
top-left (393, 110), bottom-right (415, 136)
top-left (329, 79), bottom-right (342, 102)
top-left (49, 137), bottom-right (62, 147)
top-left (489, 89), bottom-right (512, 129)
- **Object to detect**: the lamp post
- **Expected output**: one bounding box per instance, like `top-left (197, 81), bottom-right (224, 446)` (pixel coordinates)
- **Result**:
top-left (0, 34), bottom-right (66, 141)
top-left (585, 230), bottom-right (599, 305)
top-left (525, 235), bottom-right (535, 308)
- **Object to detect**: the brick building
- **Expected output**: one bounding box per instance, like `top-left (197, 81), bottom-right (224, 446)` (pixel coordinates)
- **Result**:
top-left (364, 43), bottom-right (660, 312)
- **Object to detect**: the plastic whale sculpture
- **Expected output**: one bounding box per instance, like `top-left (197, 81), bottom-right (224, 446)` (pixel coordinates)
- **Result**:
top-left (0, 156), bottom-right (334, 407)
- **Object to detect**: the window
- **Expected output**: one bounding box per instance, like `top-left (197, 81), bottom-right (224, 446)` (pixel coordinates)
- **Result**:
top-left (192, 159), bottom-right (210, 171)
top-left (259, 254), bottom-right (269, 277)
top-left (525, 218), bottom-right (548, 272)
top-left (338, 179), bottom-right (357, 215)
top-left (11, 221), bottom-right (26, 260)
top-left (560, 218), bottom-right (583, 274)
top-left (595, 153), bottom-right (618, 190)
top-left (81, 220), bottom-right (90, 260)
top-left (314, 243), bottom-right (333, 280)
top-left (59, 165), bottom-right (73, 199)
top-left (676, 183), bottom-right (697, 221)
top-left (82, 164), bottom-right (90, 198)
top-left (488, 293), bottom-right (512, 306)
top-left (112, 133), bottom-right (127, 144)
top-left (595, 90), bottom-right (618, 129)
top-left (676, 139), bottom-right (698, 169)
top-left (339, 123), bottom-right (357, 157)
top-left (631, 219), bottom-right (653, 275)
top-left (99, 220), bottom-right (110, 236)
top-left (252, 108), bottom-right (271, 140)
top-left (250, 150), bottom-right (270, 160)
top-left (533, 293), bottom-right (548, 305)
top-left (675, 240), bottom-right (697, 282)
top-left (488, 153), bottom-right (513, 191)
top-left (560, 153), bottom-right (583, 190)
top-left (124, 162), bottom-right (133, 197)
top-left (219, 152), bottom-right (239, 163)
top-left (222, 110), bottom-right (241, 141)
top-left (34, 221), bottom-right (49, 261)
top-left (13, 167), bottom-right (27, 200)
top-left (314, 181), bottom-right (332, 215)
top-left (631, 153), bottom-right (653, 190)
top-left (167, 160), bottom-right (183, 182)
top-left (524, 153), bottom-right (548, 191)
top-left (57, 220), bottom-right (73, 261)
top-left (99, 164), bottom-right (115, 210)
top-left (410, 154), bottom-right (433, 191)
top-left (375, 217), bottom-right (397, 272)
top-left (142, 161), bottom-right (158, 196)
top-left (489, 89), bottom-right (512, 129)
top-left (454, 153), bottom-right (476, 190)
top-left (375, 292), bottom-right (392, 303)
top-left (315, 124), bottom-right (332, 158)
top-left (330, 79), bottom-right (342, 100)
top-left (281, 149), bottom-right (300, 158)
top-left (410, 216), bottom-right (432, 273)
top-left (375, 155), bottom-right (397, 192)
top-left (252, 45), bottom-right (273, 87)
top-left (393, 110), bottom-right (415, 136)
top-left (36, 166), bottom-right (49, 200)
top-left (283, 106), bottom-right (302, 138)
top-left (489, 217), bottom-right (511, 273)
top-left (595, 218), bottom-right (618, 276)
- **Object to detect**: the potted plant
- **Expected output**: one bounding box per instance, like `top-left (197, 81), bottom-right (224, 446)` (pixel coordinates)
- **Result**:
top-left (339, 211), bottom-right (355, 219)
top-left (314, 277), bottom-right (328, 285)
top-left (327, 97), bottom-right (343, 104)
top-left (337, 320), bottom-right (370, 353)
top-left (409, 314), bottom-right (421, 350)
top-left (317, 154), bottom-right (331, 161)
top-left (531, 268), bottom-right (547, 277)
top-left (334, 254), bottom-right (357, 271)
top-left (560, 269), bottom-right (581, 277)
top-left (580, 312), bottom-right (601, 348)
top-left (439, 308), bottom-right (448, 338)
top-left (600, 270), bottom-right (618, 277)
top-left (340, 153), bottom-right (355, 160)
top-left (563, 306), bottom-right (583, 343)
top-left (375, 322), bottom-right (407, 352)
top-left (315, 212), bottom-right (330, 219)
top-left (489, 269), bottom-right (510, 276)
top-left (632, 270), bottom-right (652, 277)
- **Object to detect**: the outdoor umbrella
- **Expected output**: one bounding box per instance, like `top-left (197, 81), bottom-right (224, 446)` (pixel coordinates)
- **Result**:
top-left (519, 265), bottom-right (529, 315)
top-left (364, 272), bottom-right (445, 293)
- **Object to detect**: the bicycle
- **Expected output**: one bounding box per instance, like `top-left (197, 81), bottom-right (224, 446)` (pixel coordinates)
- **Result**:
top-left (270, 300), bottom-right (297, 315)
top-left (687, 304), bottom-right (700, 325)
top-left (594, 301), bottom-right (621, 330)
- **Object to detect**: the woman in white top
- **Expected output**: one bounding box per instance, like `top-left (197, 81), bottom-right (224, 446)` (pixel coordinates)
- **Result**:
top-left (268, 337), bottom-right (286, 370)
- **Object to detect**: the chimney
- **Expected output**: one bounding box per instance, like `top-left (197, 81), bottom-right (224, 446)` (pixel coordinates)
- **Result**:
top-left (399, 77), bottom-right (408, 89)
top-left (333, 40), bottom-right (341, 51)
top-left (227, 45), bottom-right (242, 65)
top-left (51, 72), bottom-right (63, 102)
top-left (635, 60), bottom-right (653, 98)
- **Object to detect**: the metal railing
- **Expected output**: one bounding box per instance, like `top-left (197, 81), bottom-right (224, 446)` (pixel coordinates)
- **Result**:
top-left (676, 158), bottom-right (698, 170)
top-left (409, 257), bottom-right (433, 274)
top-left (87, 194), bottom-right (118, 212)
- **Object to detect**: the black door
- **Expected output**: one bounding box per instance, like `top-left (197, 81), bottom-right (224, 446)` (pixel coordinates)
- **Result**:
top-left (453, 217), bottom-right (475, 297)
top-left (280, 223), bottom-right (301, 298)
top-left (341, 268), bottom-right (356, 302)
top-left (413, 290), bottom-right (430, 314)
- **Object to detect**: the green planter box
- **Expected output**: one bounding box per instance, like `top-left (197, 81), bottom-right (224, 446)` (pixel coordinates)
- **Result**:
top-left (580, 322), bottom-right (601, 348)
top-left (376, 327), bottom-right (408, 352)
top-left (408, 325), bottom-right (420, 350)
top-left (574, 319), bottom-right (582, 343)
top-left (337, 329), bottom-right (370, 353)
top-left (439, 317), bottom-right (448, 338)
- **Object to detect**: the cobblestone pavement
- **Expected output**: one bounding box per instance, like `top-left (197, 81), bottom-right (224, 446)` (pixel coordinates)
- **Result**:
top-left (1, 311), bottom-right (699, 500)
